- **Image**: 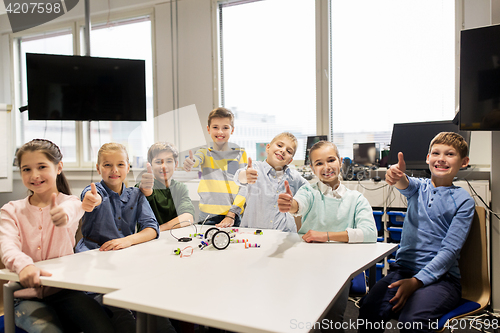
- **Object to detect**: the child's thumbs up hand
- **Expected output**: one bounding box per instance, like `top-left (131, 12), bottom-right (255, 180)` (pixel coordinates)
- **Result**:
top-left (386, 152), bottom-right (406, 186)
top-left (82, 183), bottom-right (102, 212)
top-left (245, 157), bottom-right (258, 184)
top-left (50, 193), bottom-right (68, 227)
top-left (140, 163), bottom-right (155, 190)
top-left (278, 180), bottom-right (294, 212)
top-left (183, 150), bottom-right (195, 172)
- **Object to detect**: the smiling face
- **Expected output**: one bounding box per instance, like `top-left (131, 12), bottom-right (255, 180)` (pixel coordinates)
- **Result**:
top-left (426, 143), bottom-right (469, 186)
top-left (207, 117), bottom-right (234, 147)
top-left (152, 151), bottom-right (177, 182)
top-left (265, 137), bottom-right (295, 170)
top-left (310, 145), bottom-right (342, 189)
top-left (96, 150), bottom-right (130, 193)
top-left (20, 151), bottom-right (62, 198)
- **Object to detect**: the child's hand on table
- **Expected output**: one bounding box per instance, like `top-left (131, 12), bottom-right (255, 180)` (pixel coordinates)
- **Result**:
top-left (216, 214), bottom-right (235, 228)
top-left (302, 230), bottom-right (327, 243)
top-left (100, 237), bottom-right (133, 251)
top-left (19, 265), bottom-right (52, 288)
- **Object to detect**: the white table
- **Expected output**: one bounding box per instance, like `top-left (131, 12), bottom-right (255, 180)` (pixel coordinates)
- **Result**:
top-left (0, 227), bottom-right (397, 333)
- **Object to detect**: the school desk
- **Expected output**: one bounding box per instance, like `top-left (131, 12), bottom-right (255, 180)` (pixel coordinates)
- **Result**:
top-left (0, 227), bottom-right (397, 333)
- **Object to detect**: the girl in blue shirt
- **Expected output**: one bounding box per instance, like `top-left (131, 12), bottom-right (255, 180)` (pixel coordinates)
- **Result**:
top-left (76, 143), bottom-right (159, 252)
top-left (76, 143), bottom-right (160, 333)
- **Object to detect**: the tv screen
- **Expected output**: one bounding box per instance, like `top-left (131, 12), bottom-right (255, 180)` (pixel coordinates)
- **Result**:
top-left (388, 121), bottom-right (470, 170)
top-left (26, 53), bottom-right (146, 121)
top-left (460, 24), bottom-right (500, 131)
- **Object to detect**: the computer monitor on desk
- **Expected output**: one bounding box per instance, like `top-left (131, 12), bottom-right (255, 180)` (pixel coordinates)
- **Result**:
top-left (388, 120), bottom-right (470, 172)
top-left (304, 135), bottom-right (328, 165)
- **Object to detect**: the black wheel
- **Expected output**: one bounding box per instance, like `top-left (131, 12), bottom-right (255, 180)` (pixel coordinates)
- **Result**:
top-left (212, 231), bottom-right (230, 250)
top-left (205, 227), bottom-right (219, 240)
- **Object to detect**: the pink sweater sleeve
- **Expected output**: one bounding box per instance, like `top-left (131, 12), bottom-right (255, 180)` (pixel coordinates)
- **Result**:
top-left (0, 201), bottom-right (34, 274)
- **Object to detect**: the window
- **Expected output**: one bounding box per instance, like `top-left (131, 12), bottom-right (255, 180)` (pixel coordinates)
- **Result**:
top-left (13, 14), bottom-right (154, 168)
top-left (83, 17), bottom-right (154, 166)
top-left (330, 0), bottom-right (456, 159)
top-left (217, 0), bottom-right (316, 161)
top-left (17, 28), bottom-right (77, 163)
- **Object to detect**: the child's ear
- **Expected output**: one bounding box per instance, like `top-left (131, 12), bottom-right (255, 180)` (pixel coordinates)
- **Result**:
top-left (426, 154), bottom-right (430, 165)
top-left (230, 126), bottom-right (234, 134)
top-left (175, 160), bottom-right (179, 168)
top-left (461, 156), bottom-right (470, 168)
top-left (96, 163), bottom-right (101, 175)
top-left (57, 161), bottom-right (63, 175)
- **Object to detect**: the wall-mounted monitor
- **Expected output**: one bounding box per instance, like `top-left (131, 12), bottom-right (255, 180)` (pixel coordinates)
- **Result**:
top-left (460, 24), bottom-right (500, 131)
top-left (388, 120), bottom-right (470, 171)
top-left (26, 53), bottom-right (146, 121)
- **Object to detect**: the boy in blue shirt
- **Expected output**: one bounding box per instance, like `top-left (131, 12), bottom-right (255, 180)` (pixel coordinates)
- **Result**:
top-left (234, 132), bottom-right (308, 232)
top-left (358, 132), bottom-right (475, 332)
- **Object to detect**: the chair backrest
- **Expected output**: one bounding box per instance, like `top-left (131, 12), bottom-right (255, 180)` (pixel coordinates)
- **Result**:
top-left (458, 206), bottom-right (490, 307)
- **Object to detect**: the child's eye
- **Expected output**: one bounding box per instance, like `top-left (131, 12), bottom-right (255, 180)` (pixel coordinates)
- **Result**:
top-left (287, 149), bottom-right (293, 155)
top-left (22, 168), bottom-right (30, 172)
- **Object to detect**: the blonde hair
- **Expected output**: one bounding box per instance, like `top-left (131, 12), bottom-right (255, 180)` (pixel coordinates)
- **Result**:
top-left (429, 132), bottom-right (469, 159)
top-left (309, 141), bottom-right (340, 164)
top-left (147, 142), bottom-right (179, 164)
top-left (97, 143), bottom-right (129, 165)
top-left (269, 132), bottom-right (298, 156)
top-left (208, 107), bottom-right (234, 127)
top-left (16, 139), bottom-right (71, 195)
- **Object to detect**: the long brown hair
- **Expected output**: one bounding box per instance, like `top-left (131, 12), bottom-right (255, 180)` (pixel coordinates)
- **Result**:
top-left (16, 139), bottom-right (71, 195)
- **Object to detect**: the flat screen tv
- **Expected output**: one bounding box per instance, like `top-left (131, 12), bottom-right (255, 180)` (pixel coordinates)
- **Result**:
top-left (388, 120), bottom-right (470, 170)
top-left (26, 53), bottom-right (146, 121)
top-left (460, 24), bottom-right (500, 131)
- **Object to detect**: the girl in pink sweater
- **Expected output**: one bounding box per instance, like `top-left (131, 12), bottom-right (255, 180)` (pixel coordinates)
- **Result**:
top-left (0, 139), bottom-right (113, 333)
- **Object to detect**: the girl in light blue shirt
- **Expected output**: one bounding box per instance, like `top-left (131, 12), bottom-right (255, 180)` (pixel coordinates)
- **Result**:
top-left (278, 140), bottom-right (376, 332)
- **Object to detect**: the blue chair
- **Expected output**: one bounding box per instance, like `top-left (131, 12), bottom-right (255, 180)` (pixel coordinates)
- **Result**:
top-left (349, 271), bottom-right (368, 296)
top-left (436, 207), bottom-right (490, 332)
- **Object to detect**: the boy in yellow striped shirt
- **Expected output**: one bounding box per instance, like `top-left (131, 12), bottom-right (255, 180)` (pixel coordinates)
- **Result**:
top-left (183, 107), bottom-right (247, 227)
